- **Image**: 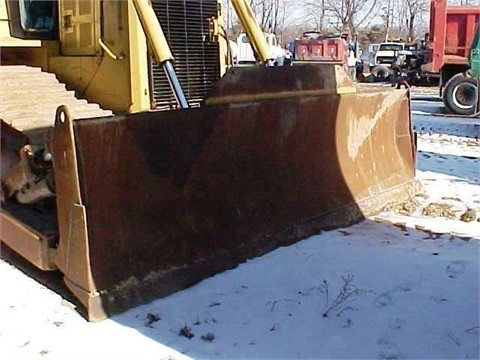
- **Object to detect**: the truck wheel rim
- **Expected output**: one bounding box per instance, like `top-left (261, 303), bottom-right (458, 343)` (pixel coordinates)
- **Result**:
top-left (452, 83), bottom-right (478, 110)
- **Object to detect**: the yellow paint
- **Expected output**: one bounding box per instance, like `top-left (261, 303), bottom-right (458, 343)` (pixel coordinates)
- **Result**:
top-left (216, 8), bottom-right (228, 76)
top-left (131, 0), bottom-right (173, 62)
top-left (2, 0), bottom-right (225, 113)
top-left (47, 0), bottom-right (150, 113)
top-left (59, 0), bottom-right (101, 56)
top-left (126, 0), bottom-right (150, 112)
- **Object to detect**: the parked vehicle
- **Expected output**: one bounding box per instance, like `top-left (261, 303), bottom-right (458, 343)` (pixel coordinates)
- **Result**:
top-left (236, 32), bottom-right (285, 64)
top-left (422, 0), bottom-right (480, 115)
top-left (366, 0), bottom-right (479, 112)
top-left (374, 42), bottom-right (411, 68)
top-left (384, 41), bottom-right (437, 86)
top-left (292, 31), bottom-right (349, 73)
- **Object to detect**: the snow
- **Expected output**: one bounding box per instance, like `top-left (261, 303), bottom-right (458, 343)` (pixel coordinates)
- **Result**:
top-left (1, 95), bottom-right (479, 360)
top-left (412, 111), bottom-right (480, 139)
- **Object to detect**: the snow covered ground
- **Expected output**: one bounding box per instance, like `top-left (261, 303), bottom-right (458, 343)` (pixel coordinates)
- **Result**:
top-left (1, 95), bottom-right (479, 360)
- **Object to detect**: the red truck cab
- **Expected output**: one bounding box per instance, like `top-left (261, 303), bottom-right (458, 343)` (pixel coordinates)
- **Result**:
top-left (422, 0), bottom-right (480, 85)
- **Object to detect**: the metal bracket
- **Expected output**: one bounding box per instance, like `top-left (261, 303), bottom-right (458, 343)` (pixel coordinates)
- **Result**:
top-left (208, 17), bottom-right (222, 42)
top-left (62, 11), bottom-right (74, 33)
top-left (51, 106), bottom-right (96, 294)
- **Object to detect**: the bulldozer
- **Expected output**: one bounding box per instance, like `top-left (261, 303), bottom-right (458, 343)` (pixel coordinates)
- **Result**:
top-left (0, 0), bottom-right (419, 321)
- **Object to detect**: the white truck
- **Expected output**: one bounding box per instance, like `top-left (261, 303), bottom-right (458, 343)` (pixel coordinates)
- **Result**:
top-left (236, 32), bottom-right (285, 64)
top-left (374, 42), bottom-right (412, 68)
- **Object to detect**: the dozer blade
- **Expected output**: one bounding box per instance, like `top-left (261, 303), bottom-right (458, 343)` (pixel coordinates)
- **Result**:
top-left (48, 64), bottom-right (419, 320)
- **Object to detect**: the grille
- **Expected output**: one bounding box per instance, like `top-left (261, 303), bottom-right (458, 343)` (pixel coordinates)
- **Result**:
top-left (376, 56), bottom-right (395, 64)
top-left (150, 0), bottom-right (220, 109)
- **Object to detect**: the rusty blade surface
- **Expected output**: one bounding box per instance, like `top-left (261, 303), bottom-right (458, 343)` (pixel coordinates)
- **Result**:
top-left (66, 74), bottom-right (416, 315)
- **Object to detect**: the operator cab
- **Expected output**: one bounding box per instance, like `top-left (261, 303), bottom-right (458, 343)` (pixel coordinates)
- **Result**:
top-left (6, 0), bottom-right (58, 39)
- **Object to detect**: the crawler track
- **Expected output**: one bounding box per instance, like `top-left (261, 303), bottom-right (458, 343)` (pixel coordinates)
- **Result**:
top-left (0, 66), bottom-right (112, 144)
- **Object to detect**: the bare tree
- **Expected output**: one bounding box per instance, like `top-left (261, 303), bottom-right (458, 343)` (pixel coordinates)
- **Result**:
top-left (322, 0), bottom-right (379, 36)
top-left (379, 0), bottom-right (394, 41)
top-left (403, 0), bottom-right (429, 41)
top-left (243, 0), bottom-right (286, 33)
top-left (297, 0), bottom-right (327, 32)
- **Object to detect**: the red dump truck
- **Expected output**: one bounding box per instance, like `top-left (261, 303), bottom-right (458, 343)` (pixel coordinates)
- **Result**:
top-left (422, 0), bottom-right (480, 114)
top-left (293, 31), bottom-right (350, 73)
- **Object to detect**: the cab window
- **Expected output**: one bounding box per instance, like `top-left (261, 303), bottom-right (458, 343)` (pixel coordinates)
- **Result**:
top-left (19, 0), bottom-right (56, 32)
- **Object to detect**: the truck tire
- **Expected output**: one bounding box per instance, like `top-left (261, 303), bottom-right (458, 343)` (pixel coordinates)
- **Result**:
top-left (443, 74), bottom-right (478, 116)
top-left (371, 65), bottom-right (390, 80)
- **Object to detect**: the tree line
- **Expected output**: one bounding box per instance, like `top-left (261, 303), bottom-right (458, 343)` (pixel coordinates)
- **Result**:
top-left (222, 0), bottom-right (479, 46)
